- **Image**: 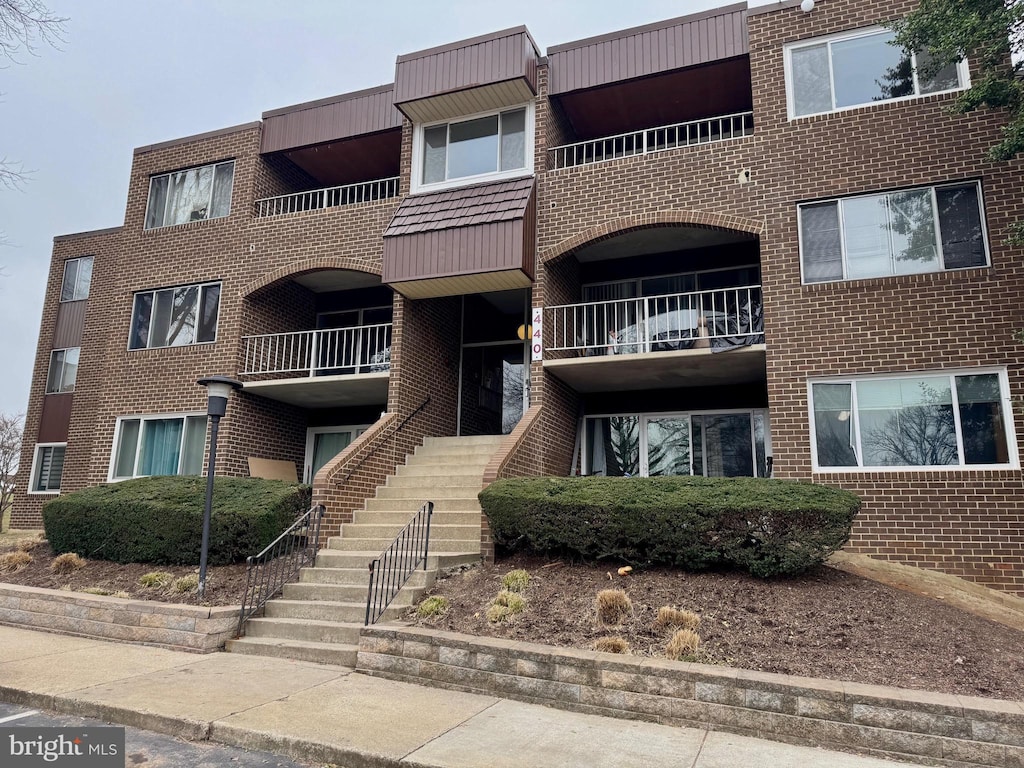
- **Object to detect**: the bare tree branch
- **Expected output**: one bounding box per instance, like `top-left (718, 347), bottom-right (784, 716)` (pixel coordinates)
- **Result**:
top-left (0, 0), bottom-right (66, 63)
top-left (0, 412), bottom-right (23, 526)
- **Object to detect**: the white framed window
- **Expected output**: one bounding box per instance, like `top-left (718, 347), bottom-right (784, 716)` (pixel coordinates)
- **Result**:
top-left (60, 256), bottom-right (93, 301)
top-left (304, 425), bottom-right (369, 483)
top-left (808, 369), bottom-right (1017, 471)
top-left (411, 105), bottom-right (533, 193)
top-left (799, 181), bottom-right (987, 284)
top-left (785, 26), bottom-right (969, 119)
top-left (129, 281), bottom-right (221, 350)
top-left (45, 348), bottom-right (80, 394)
top-left (29, 443), bottom-right (66, 493)
top-left (109, 413), bottom-right (207, 480)
top-left (145, 160), bottom-right (234, 229)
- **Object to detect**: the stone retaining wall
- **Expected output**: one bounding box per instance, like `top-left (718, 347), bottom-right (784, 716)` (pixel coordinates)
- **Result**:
top-left (0, 584), bottom-right (238, 652)
top-left (358, 626), bottom-right (1024, 768)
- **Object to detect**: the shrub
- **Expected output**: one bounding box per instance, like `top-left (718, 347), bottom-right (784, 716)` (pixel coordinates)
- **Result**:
top-left (43, 477), bottom-right (310, 566)
top-left (171, 574), bottom-right (199, 594)
top-left (50, 553), bottom-right (86, 575)
top-left (480, 476), bottom-right (860, 577)
top-left (665, 629), bottom-right (701, 661)
top-left (417, 596), bottom-right (449, 617)
top-left (593, 636), bottom-right (630, 654)
top-left (655, 606), bottom-right (701, 632)
top-left (138, 571), bottom-right (174, 589)
top-left (0, 551), bottom-right (32, 573)
top-left (595, 589), bottom-right (632, 627)
top-left (500, 569), bottom-right (530, 593)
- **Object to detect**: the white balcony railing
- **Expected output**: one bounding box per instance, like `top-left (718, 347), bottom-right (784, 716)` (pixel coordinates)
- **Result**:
top-left (254, 177), bottom-right (400, 218)
top-left (546, 286), bottom-right (763, 356)
top-left (549, 111), bottom-right (754, 170)
top-left (241, 324), bottom-right (392, 377)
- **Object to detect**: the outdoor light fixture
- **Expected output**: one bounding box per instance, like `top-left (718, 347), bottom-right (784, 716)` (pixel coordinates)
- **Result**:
top-left (800, 0), bottom-right (815, 11)
top-left (196, 375), bottom-right (242, 599)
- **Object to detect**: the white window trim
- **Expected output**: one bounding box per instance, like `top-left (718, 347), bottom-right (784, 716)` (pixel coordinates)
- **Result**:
top-left (145, 160), bottom-right (235, 230)
top-left (28, 442), bottom-right (66, 495)
top-left (304, 425), bottom-right (370, 484)
top-left (127, 281), bottom-right (221, 351)
top-left (60, 256), bottom-right (93, 303)
top-left (45, 347), bottom-right (79, 394)
top-left (807, 368), bottom-right (1018, 473)
top-left (784, 25), bottom-right (971, 121)
top-left (107, 412), bottom-right (207, 482)
top-left (797, 180), bottom-right (989, 285)
top-left (410, 103), bottom-right (535, 194)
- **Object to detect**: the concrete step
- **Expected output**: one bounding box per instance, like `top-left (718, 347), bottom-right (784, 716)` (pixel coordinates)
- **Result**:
top-left (364, 496), bottom-right (481, 512)
top-left (339, 523), bottom-right (479, 542)
top-left (351, 509), bottom-right (481, 526)
top-left (245, 616), bottom-right (360, 645)
top-left (314, 549), bottom-right (479, 570)
top-left (264, 599), bottom-right (371, 625)
top-left (385, 474), bottom-right (484, 489)
top-left (373, 485), bottom-right (481, 500)
top-left (326, 536), bottom-right (480, 554)
top-left (225, 636), bottom-right (357, 667)
top-left (422, 435), bottom-right (505, 447)
top-left (393, 463), bottom-right (487, 478)
top-left (281, 584), bottom-right (413, 617)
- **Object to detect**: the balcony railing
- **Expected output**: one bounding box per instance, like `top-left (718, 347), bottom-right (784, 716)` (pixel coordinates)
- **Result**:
top-left (546, 285), bottom-right (763, 356)
top-left (549, 111), bottom-right (754, 170)
top-left (241, 324), bottom-right (392, 377)
top-left (254, 177), bottom-right (400, 218)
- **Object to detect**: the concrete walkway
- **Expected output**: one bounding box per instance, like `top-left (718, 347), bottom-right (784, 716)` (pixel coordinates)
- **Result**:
top-left (0, 625), bottom-right (920, 767)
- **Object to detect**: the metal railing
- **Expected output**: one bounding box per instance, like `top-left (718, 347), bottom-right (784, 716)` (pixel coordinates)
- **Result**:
top-left (254, 176), bottom-right (400, 217)
top-left (547, 285), bottom-right (764, 356)
top-left (365, 501), bottom-right (434, 625)
top-left (241, 324), bottom-right (392, 377)
top-left (549, 111), bottom-right (754, 170)
top-left (237, 504), bottom-right (325, 636)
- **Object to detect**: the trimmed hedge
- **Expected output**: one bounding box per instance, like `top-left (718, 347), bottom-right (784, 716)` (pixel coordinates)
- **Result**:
top-left (480, 476), bottom-right (860, 578)
top-left (43, 476), bottom-right (311, 566)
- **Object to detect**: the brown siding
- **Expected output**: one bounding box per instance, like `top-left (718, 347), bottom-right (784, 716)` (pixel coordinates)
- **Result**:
top-left (547, 4), bottom-right (748, 94)
top-left (38, 394), bottom-right (72, 443)
top-left (53, 300), bottom-right (86, 349)
top-left (261, 84), bottom-right (402, 154)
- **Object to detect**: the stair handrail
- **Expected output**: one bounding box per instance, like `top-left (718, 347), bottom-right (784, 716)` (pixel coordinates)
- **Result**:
top-left (364, 500), bottom-right (434, 625)
top-left (237, 503), bottom-right (325, 637)
top-left (343, 396), bottom-right (431, 483)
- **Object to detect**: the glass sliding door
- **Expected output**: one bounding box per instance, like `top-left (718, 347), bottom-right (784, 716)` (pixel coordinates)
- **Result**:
top-left (644, 417), bottom-right (692, 476)
top-left (305, 425), bottom-right (368, 483)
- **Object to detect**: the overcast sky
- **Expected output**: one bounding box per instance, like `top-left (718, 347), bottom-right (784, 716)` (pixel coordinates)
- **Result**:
top-left (0, 0), bottom-right (780, 418)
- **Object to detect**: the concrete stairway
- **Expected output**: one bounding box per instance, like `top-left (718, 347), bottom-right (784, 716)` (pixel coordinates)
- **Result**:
top-left (226, 435), bottom-right (504, 666)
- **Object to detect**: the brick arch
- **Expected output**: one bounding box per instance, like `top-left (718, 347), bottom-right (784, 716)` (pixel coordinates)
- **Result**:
top-left (539, 210), bottom-right (765, 265)
top-left (239, 257), bottom-right (383, 298)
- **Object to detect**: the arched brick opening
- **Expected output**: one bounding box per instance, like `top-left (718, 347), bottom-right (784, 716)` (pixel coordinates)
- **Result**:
top-left (239, 257), bottom-right (383, 299)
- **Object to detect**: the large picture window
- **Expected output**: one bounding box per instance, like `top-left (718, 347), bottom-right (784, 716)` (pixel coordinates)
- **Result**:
top-left (799, 182), bottom-right (986, 283)
top-left (129, 282), bottom-right (220, 350)
top-left (61, 256), bottom-right (93, 301)
top-left (786, 27), bottom-right (967, 119)
top-left (30, 444), bottom-right (65, 493)
top-left (417, 107), bottom-right (530, 190)
top-left (45, 348), bottom-right (79, 394)
top-left (809, 371), bottom-right (1015, 470)
top-left (145, 160), bottom-right (234, 229)
top-left (110, 414), bottom-right (207, 480)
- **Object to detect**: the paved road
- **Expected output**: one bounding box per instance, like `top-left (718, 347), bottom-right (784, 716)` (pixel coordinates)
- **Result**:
top-left (0, 702), bottom-right (316, 768)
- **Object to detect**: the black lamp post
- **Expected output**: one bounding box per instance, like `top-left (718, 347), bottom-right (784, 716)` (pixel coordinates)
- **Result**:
top-left (196, 375), bottom-right (242, 599)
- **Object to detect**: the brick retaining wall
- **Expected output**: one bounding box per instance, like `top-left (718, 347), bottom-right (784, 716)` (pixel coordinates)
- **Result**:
top-left (358, 626), bottom-right (1024, 768)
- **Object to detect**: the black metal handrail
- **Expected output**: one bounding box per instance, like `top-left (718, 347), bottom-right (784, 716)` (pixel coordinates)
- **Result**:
top-left (343, 396), bottom-right (430, 483)
top-left (237, 504), bottom-right (325, 636)
top-left (364, 501), bottom-right (433, 625)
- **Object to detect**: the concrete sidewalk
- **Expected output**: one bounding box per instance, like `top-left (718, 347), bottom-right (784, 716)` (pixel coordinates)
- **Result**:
top-left (0, 624), bottom-right (918, 767)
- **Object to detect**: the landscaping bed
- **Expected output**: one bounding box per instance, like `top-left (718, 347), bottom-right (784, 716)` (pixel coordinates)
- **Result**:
top-left (410, 554), bottom-right (1024, 700)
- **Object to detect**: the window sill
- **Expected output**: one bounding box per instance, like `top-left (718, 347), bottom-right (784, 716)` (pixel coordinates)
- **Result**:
top-left (788, 88), bottom-right (967, 123)
top-left (127, 340), bottom-right (218, 354)
top-left (802, 266), bottom-right (990, 292)
top-left (27, 490), bottom-right (61, 496)
top-left (411, 169), bottom-right (532, 197)
top-left (813, 465), bottom-right (1019, 475)
top-left (141, 215), bottom-right (231, 235)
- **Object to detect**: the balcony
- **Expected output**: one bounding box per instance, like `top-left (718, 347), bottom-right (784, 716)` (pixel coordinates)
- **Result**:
top-left (239, 324), bottom-right (391, 407)
top-left (548, 112), bottom-right (753, 170)
top-left (543, 285), bottom-right (765, 393)
top-left (254, 177), bottom-right (400, 218)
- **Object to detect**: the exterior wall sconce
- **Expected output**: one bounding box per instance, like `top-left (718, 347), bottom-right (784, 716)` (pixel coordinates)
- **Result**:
top-left (800, 0), bottom-right (815, 11)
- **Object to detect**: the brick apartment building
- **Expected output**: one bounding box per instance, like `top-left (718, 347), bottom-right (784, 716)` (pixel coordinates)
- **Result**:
top-left (12, 0), bottom-right (1024, 595)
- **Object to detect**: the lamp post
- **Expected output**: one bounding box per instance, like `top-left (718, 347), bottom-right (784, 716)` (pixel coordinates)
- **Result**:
top-left (196, 376), bottom-right (242, 599)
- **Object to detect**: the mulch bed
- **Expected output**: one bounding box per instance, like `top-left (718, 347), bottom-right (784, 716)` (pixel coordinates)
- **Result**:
top-left (410, 553), bottom-right (1024, 700)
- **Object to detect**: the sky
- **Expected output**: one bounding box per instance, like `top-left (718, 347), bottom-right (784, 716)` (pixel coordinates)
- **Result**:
top-left (0, 0), bottom-right (781, 419)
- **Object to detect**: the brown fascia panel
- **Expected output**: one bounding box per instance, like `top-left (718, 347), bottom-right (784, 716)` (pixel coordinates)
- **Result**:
top-left (38, 394), bottom-right (72, 443)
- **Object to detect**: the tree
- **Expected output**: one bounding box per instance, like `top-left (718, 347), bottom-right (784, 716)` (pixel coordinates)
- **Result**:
top-left (889, 0), bottom-right (1024, 243)
top-left (0, 412), bottom-right (23, 528)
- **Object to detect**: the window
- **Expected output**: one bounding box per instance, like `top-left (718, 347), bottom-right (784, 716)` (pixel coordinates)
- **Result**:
top-left (809, 370), bottom-right (1015, 470)
top-left (45, 348), bottom-right (80, 394)
top-left (304, 425), bottom-right (369, 483)
top-left (30, 444), bottom-right (65, 493)
top-left (799, 182), bottom-right (986, 283)
top-left (110, 414), bottom-right (207, 480)
top-left (786, 27), bottom-right (967, 118)
top-left (416, 106), bottom-right (531, 190)
top-left (129, 282), bottom-right (220, 350)
top-left (61, 256), bottom-right (93, 301)
top-left (145, 160), bottom-right (234, 229)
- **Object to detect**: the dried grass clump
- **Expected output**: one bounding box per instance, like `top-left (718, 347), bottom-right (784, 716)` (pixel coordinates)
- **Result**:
top-left (17, 537), bottom-right (45, 552)
top-left (501, 569), bottom-right (530, 592)
top-left (50, 553), bottom-right (86, 575)
top-left (138, 571), bottom-right (174, 589)
top-left (111, 591), bottom-right (131, 599)
top-left (79, 586), bottom-right (111, 596)
top-left (487, 590), bottom-right (526, 623)
top-left (593, 636), bottom-right (630, 654)
top-left (417, 596), bottom-right (449, 617)
top-left (0, 550), bottom-right (33, 573)
top-left (171, 574), bottom-right (199, 594)
top-left (655, 606), bottom-right (701, 632)
top-left (595, 589), bottom-right (633, 627)
top-left (665, 628), bottom-right (701, 661)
